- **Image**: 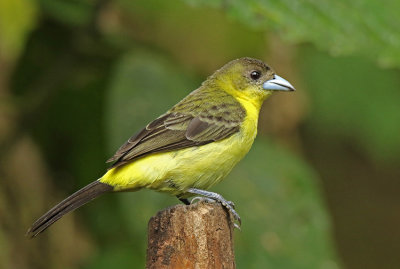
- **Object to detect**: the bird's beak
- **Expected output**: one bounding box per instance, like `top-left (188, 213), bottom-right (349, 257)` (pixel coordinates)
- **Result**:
top-left (263, 75), bottom-right (295, 91)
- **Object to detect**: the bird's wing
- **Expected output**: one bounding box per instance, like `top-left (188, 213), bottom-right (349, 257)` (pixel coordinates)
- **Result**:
top-left (107, 87), bottom-right (246, 169)
top-left (106, 112), bottom-right (241, 169)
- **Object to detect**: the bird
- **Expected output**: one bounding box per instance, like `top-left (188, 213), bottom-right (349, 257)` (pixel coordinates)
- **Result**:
top-left (27, 57), bottom-right (295, 237)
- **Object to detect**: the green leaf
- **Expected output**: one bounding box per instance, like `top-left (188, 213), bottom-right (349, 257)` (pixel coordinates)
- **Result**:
top-left (184, 0), bottom-right (400, 68)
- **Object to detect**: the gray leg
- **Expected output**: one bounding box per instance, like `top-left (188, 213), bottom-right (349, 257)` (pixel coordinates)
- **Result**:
top-left (186, 188), bottom-right (241, 228)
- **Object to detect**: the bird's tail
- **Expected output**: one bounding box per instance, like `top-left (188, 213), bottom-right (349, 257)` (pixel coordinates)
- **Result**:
top-left (26, 180), bottom-right (113, 238)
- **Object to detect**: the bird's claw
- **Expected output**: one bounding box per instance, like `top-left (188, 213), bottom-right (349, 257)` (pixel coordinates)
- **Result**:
top-left (190, 196), bottom-right (241, 229)
top-left (226, 200), bottom-right (235, 209)
top-left (186, 188), bottom-right (241, 230)
top-left (222, 201), bottom-right (241, 229)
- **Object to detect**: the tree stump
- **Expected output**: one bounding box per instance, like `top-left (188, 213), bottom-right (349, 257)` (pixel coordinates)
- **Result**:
top-left (146, 201), bottom-right (236, 269)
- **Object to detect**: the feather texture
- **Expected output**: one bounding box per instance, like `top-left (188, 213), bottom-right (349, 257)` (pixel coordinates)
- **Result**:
top-left (107, 89), bottom-right (245, 169)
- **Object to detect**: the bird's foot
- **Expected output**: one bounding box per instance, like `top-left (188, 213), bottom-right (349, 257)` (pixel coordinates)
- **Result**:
top-left (186, 188), bottom-right (241, 229)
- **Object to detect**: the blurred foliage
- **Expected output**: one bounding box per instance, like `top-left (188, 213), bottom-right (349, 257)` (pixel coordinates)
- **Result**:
top-left (299, 47), bottom-right (400, 163)
top-left (1, 0), bottom-right (400, 269)
top-left (0, 0), bottom-right (37, 61)
top-left (223, 139), bottom-right (336, 269)
top-left (40, 0), bottom-right (95, 26)
top-left (185, 0), bottom-right (400, 68)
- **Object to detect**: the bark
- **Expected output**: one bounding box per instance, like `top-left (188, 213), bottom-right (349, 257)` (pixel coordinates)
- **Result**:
top-left (146, 201), bottom-right (235, 269)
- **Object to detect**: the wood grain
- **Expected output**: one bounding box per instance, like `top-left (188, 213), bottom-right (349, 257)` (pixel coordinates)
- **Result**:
top-left (146, 201), bottom-right (235, 269)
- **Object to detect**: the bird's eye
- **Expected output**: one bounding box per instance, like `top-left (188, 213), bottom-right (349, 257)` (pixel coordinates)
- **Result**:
top-left (250, 70), bottom-right (261, 80)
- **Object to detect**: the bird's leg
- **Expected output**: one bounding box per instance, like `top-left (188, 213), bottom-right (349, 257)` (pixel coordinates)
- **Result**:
top-left (186, 188), bottom-right (241, 229)
top-left (178, 197), bottom-right (190, 205)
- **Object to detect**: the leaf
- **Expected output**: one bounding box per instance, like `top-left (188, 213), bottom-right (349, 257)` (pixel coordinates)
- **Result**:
top-left (184, 0), bottom-right (400, 68)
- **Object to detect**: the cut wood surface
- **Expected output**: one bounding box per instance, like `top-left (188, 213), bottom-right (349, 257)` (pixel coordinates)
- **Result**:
top-left (146, 201), bottom-right (236, 269)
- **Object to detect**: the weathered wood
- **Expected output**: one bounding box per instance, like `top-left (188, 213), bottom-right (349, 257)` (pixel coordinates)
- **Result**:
top-left (146, 201), bottom-right (236, 269)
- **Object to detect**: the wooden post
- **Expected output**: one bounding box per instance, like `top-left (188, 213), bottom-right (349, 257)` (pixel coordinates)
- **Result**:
top-left (146, 201), bottom-right (236, 269)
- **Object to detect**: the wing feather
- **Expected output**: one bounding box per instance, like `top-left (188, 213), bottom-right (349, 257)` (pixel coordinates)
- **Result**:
top-left (107, 89), bottom-right (246, 169)
top-left (107, 113), bottom-right (240, 169)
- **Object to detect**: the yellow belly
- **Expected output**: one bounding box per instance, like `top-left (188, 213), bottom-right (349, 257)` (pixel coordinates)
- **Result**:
top-left (100, 98), bottom-right (261, 196)
top-left (101, 126), bottom-right (256, 196)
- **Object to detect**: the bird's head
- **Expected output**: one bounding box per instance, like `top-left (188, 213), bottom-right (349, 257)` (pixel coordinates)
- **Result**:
top-left (210, 57), bottom-right (295, 106)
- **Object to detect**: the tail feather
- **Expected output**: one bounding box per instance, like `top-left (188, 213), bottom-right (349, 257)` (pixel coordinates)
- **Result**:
top-left (27, 180), bottom-right (113, 238)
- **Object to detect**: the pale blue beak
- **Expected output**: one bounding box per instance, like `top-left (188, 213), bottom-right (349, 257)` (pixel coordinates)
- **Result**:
top-left (263, 75), bottom-right (295, 91)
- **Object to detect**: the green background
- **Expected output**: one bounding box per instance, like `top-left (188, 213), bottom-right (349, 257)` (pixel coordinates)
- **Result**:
top-left (1, 0), bottom-right (400, 268)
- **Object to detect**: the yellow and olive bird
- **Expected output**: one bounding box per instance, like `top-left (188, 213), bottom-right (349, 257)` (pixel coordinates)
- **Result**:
top-left (27, 57), bottom-right (295, 237)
